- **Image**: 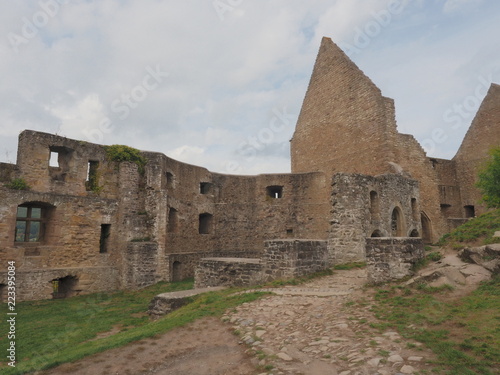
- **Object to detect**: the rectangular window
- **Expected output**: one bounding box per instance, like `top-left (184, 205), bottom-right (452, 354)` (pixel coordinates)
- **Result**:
top-left (99, 224), bottom-right (111, 253)
top-left (86, 161), bottom-right (99, 191)
top-left (200, 182), bottom-right (212, 194)
top-left (15, 205), bottom-right (45, 242)
top-left (49, 151), bottom-right (59, 167)
top-left (266, 186), bottom-right (283, 199)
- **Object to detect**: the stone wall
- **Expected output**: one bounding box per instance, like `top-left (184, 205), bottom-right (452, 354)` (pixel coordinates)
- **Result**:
top-left (194, 258), bottom-right (263, 288)
top-left (328, 173), bottom-right (421, 265)
top-left (0, 267), bottom-right (119, 301)
top-left (261, 239), bottom-right (329, 281)
top-left (365, 238), bottom-right (424, 284)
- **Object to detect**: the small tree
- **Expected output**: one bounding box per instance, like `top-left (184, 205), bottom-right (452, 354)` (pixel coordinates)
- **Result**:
top-left (477, 147), bottom-right (500, 208)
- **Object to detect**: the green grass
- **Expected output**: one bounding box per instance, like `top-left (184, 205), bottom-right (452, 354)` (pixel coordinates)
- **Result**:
top-left (371, 277), bottom-right (500, 374)
top-left (437, 209), bottom-right (500, 247)
top-left (0, 279), bottom-right (267, 374)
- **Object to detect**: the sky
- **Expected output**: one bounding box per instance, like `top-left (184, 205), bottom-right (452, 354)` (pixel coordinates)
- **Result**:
top-left (0, 0), bottom-right (499, 175)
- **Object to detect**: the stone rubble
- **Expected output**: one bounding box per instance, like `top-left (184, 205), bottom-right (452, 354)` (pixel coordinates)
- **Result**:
top-left (223, 268), bottom-right (437, 375)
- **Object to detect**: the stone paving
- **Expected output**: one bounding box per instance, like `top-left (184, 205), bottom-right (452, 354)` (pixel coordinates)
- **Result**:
top-left (223, 269), bottom-right (437, 375)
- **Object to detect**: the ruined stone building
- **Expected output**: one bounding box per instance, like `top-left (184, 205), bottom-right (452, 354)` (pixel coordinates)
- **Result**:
top-left (1, 37), bottom-right (499, 301)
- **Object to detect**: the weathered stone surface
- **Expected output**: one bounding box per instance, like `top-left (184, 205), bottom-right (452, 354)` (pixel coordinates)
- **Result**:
top-left (459, 244), bottom-right (500, 274)
top-left (148, 286), bottom-right (225, 319)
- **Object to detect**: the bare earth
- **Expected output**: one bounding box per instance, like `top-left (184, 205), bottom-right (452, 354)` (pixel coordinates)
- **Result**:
top-left (38, 253), bottom-right (491, 375)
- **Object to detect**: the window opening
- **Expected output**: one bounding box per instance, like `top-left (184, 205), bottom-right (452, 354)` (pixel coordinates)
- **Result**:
top-left (411, 198), bottom-right (419, 221)
top-left (199, 213), bottom-right (213, 234)
top-left (99, 224), bottom-right (111, 253)
top-left (166, 172), bottom-right (174, 189)
top-left (464, 205), bottom-right (475, 218)
top-left (421, 212), bottom-right (432, 243)
top-left (266, 186), bottom-right (283, 199)
top-left (409, 229), bottom-right (420, 237)
top-left (15, 205), bottom-right (45, 242)
top-left (86, 161), bottom-right (99, 191)
top-left (51, 276), bottom-right (78, 299)
top-left (49, 151), bottom-right (59, 167)
top-left (200, 182), bottom-right (212, 194)
top-left (371, 230), bottom-right (383, 237)
top-left (391, 207), bottom-right (404, 237)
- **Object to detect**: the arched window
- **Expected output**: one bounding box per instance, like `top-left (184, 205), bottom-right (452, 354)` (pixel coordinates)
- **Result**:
top-left (391, 207), bottom-right (405, 237)
top-left (421, 212), bottom-right (432, 243)
top-left (371, 230), bottom-right (383, 237)
top-left (409, 229), bottom-right (420, 237)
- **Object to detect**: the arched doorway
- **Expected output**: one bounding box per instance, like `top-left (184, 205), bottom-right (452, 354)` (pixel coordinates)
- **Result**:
top-left (421, 212), bottom-right (432, 243)
top-left (172, 261), bottom-right (182, 282)
top-left (391, 207), bottom-right (405, 237)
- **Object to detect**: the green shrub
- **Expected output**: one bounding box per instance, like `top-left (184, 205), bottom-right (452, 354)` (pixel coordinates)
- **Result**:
top-left (104, 145), bottom-right (147, 174)
top-left (5, 178), bottom-right (30, 190)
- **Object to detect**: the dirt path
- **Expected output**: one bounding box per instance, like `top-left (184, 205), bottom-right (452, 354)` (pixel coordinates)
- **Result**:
top-left (40, 256), bottom-right (491, 375)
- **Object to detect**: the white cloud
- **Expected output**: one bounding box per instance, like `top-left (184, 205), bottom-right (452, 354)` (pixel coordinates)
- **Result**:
top-left (0, 0), bottom-right (499, 171)
top-left (442, 0), bottom-right (483, 14)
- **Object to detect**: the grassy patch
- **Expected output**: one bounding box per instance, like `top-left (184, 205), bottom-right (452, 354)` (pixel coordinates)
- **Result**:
top-left (0, 279), bottom-right (267, 374)
top-left (371, 277), bottom-right (500, 374)
top-left (437, 209), bottom-right (500, 247)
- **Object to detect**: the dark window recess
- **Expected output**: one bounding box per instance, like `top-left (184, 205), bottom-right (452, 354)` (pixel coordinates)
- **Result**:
top-left (15, 205), bottom-right (46, 242)
top-left (371, 230), bottom-right (383, 238)
top-left (199, 213), bottom-right (213, 234)
top-left (200, 182), bottom-right (212, 194)
top-left (167, 208), bottom-right (178, 233)
top-left (286, 228), bottom-right (293, 237)
top-left (464, 205), bottom-right (475, 218)
top-left (391, 207), bottom-right (404, 237)
top-left (410, 229), bottom-right (420, 237)
top-left (166, 172), bottom-right (174, 189)
top-left (266, 186), bottom-right (283, 199)
top-left (51, 276), bottom-right (78, 299)
top-left (411, 198), bottom-right (419, 220)
top-left (99, 224), bottom-right (111, 253)
top-left (369, 191), bottom-right (380, 219)
top-left (86, 161), bottom-right (99, 191)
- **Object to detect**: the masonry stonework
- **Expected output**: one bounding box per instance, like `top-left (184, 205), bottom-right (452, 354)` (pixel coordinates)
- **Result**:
top-left (0, 36), bottom-right (498, 300)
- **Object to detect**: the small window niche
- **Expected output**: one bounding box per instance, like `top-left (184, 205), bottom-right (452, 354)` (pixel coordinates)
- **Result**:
top-left (99, 224), bottom-right (111, 253)
top-left (411, 198), bottom-right (419, 221)
top-left (286, 228), bottom-right (294, 237)
top-left (200, 182), bottom-right (212, 195)
top-left (167, 207), bottom-right (178, 233)
top-left (51, 276), bottom-right (78, 299)
top-left (464, 205), bottom-right (475, 218)
top-left (86, 160), bottom-right (100, 191)
top-left (266, 186), bottom-right (283, 199)
top-left (166, 172), bottom-right (175, 190)
top-left (369, 191), bottom-right (380, 220)
top-left (199, 213), bottom-right (213, 234)
top-left (48, 146), bottom-right (73, 181)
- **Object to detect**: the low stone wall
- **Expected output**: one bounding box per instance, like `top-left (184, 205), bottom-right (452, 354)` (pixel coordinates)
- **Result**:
top-left (148, 286), bottom-right (226, 320)
top-left (194, 257), bottom-right (263, 288)
top-left (365, 237), bottom-right (424, 284)
top-left (167, 250), bottom-right (260, 282)
top-left (0, 266), bottom-right (119, 301)
top-left (262, 240), bottom-right (329, 281)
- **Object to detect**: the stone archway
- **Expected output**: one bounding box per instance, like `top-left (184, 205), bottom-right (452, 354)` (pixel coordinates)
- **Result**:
top-left (421, 212), bottom-right (432, 244)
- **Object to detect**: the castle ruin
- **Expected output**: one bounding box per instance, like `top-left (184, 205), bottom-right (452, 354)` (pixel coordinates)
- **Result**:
top-left (1, 37), bottom-right (498, 301)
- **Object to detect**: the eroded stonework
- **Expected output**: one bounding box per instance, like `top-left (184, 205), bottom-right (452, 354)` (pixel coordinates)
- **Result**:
top-left (0, 37), bottom-right (498, 300)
